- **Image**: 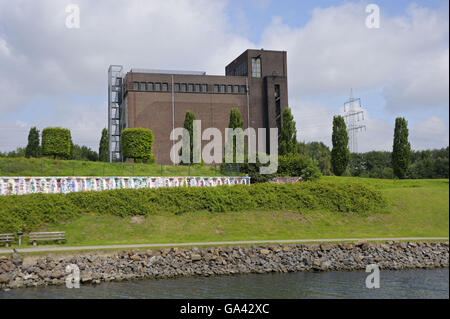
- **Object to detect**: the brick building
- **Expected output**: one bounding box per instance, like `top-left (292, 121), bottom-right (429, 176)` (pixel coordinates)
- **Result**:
top-left (108, 49), bottom-right (288, 164)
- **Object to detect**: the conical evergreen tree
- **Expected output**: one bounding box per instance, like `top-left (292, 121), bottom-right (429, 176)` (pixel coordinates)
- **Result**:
top-left (227, 108), bottom-right (244, 163)
top-left (25, 127), bottom-right (40, 158)
top-left (331, 116), bottom-right (350, 176)
top-left (392, 117), bottom-right (411, 179)
top-left (99, 128), bottom-right (109, 162)
top-left (180, 111), bottom-right (196, 164)
top-left (279, 107), bottom-right (297, 155)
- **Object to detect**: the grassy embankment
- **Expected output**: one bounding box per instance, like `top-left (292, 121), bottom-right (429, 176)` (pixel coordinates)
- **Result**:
top-left (0, 157), bottom-right (222, 177)
top-left (0, 176), bottom-right (448, 247)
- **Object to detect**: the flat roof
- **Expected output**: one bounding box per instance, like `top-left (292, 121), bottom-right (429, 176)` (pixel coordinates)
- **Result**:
top-left (130, 68), bottom-right (206, 76)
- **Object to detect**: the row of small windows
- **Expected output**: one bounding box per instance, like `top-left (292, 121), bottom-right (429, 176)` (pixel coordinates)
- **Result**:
top-left (133, 82), bottom-right (169, 92)
top-left (213, 84), bottom-right (246, 94)
top-left (132, 81), bottom-right (247, 94)
top-left (174, 83), bottom-right (208, 93)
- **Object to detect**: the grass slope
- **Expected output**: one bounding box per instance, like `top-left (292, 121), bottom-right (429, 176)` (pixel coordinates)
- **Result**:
top-left (0, 157), bottom-right (221, 177)
top-left (2, 177), bottom-right (448, 247)
top-left (0, 181), bottom-right (387, 233)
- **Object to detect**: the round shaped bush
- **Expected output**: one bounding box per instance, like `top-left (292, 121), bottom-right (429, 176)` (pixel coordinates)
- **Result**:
top-left (121, 128), bottom-right (154, 161)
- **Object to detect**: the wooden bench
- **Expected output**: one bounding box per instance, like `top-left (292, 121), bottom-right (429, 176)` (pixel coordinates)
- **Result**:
top-left (0, 233), bottom-right (14, 247)
top-left (29, 232), bottom-right (66, 246)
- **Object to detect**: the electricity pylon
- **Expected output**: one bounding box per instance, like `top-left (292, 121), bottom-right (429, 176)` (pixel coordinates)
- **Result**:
top-left (343, 89), bottom-right (366, 153)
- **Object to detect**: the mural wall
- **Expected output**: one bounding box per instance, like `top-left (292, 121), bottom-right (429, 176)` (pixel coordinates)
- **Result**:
top-left (0, 176), bottom-right (251, 196)
top-left (270, 177), bottom-right (302, 184)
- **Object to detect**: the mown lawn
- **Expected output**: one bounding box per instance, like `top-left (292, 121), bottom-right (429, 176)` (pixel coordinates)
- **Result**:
top-left (0, 157), bottom-right (224, 177)
top-left (33, 177), bottom-right (448, 246)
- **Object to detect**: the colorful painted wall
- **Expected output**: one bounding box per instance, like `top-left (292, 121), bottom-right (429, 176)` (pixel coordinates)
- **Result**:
top-left (270, 177), bottom-right (302, 184)
top-left (0, 176), bottom-right (251, 196)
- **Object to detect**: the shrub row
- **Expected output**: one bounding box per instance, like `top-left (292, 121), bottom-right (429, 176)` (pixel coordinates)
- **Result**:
top-left (0, 181), bottom-right (387, 232)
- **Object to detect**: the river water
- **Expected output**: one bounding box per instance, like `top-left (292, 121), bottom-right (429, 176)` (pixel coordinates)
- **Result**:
top-left (1, 269), bottom-right (448, 299)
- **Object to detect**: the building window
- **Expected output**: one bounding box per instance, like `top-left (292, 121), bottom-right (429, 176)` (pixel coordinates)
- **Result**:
top-left (220, 85), bottom-right (226, 93)
top-left (213, 85), bottom-right (219, 93)
top-left (251, 57), bottom-right (261, 78)
top-left (154, 83), bottom-right (161, 91)
top-left (188, 83), bottom-right (194, 92)
top-left (194, 84), bottom-right (200, 93)
top-left (227, 85), bottom-right (232, 93)
top-left (233, 85), bottom-right (239, 93)
top-left (201, 84), bottom-right (208, 93)
top-left (233, 63), bottom-right (248, 76)
top-left (140, 82), bottom-right (146, 91)
top-left (148, 82), bottom-right (154, 91)
top-left (174, 83), bottom-right (180, 92)
top-left (162, 83), bottom-right (168, 91)
top-left (240, 85), bottom-right (247, 94)
top-left (181, 83), bottom-right (187, 92)
top-left (238, 62), bottom-right (248, 76)
top-left (133, 82), bottom-right (139, 90)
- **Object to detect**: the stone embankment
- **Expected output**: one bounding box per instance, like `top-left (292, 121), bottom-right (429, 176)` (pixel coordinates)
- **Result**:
top-left (0, 241), bottom-right (448, 289)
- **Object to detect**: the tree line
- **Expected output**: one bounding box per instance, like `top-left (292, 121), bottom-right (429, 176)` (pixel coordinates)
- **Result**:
top-left (1, 111), bottom-right (447, 180)
top-left (300, 116), bottom-right (448, 179)
top-left (0, 127), bottom-right (109, 162)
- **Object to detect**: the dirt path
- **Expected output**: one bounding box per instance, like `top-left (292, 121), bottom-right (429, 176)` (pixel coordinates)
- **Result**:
top-left (0, 237), bottom-right (448, 254)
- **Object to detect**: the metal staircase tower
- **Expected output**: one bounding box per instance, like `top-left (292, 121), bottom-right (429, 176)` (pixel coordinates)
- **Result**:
top-left (108, 65), bottom-right (124, 162)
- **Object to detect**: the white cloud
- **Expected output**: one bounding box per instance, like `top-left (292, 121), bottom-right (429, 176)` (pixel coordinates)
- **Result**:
top-left (0, 37), bottom-right (10, 57)
top-left (291, 99), bottom-right (333, 146)
top-left (410, 116), bottom-right (449, 150)
top-left (0, 99), bottom-right (106, 152)
top-left (0, 0), bottom-right (448, 153)
top-left (260, 3), bottom-right (449, 111)
top-left (291, 98), bottom-right (395, 153)
top-left (0, 0), bottom-right (254, 150)
top-left (356, 112), bottom-right (393, 152)
top-left (0, 0), bottom-right (253, 113)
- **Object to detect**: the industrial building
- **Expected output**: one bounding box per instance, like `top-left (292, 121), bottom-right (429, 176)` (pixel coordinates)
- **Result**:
top-left (108, 49), bottom-right (288, 164)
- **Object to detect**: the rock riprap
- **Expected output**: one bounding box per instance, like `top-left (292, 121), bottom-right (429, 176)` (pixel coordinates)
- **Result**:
top-left (0, 241), bottom-right (448, 289)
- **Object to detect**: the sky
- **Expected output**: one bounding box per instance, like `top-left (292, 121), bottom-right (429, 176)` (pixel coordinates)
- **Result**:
top-left (0, 0), bottom-right (448, 153)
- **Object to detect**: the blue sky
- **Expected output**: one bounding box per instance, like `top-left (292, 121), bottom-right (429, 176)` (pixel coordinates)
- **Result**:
top-left (0, 0), bottom-right (448, 153)
top-left (226, 0), bottom-right (448, 43)
top-left (224, 0), bottom-right (449, 121)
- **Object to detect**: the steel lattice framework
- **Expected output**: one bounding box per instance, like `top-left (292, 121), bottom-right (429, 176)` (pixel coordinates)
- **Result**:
top-left (343, 89), bottom-right (366, 153)
top-left (108, 65), bottom-right (124, 162)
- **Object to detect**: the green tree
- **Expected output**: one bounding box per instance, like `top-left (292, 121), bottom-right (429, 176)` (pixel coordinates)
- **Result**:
top-left (41, 127), bottom-right (72, 159)
top-left (392, 117), bottom-right (411, 179)
top-left (278, 153), bottom-right (309, 176)
top-left (298, 141), bottom-right (332, 175)
top-left (25, 127), bottom-right (40, 158)
top-left (301, 159), bottom-right (322, 181)
top-left (72, 144), bottom-right (99, 161)
top-left (180, 111), bottom-right (196, 164)
top-left (228, 107), bottom-right (244, 129)
top-left (99, 128), bottom-right (109, 162)
top-left (331, 116), bottom-right (350, 176)
top-left (121, 127), bottom-right (155, 162)
top-left (279, 107), bottom-right (297, 155)
top-left (227, 108), bottom-right (244, 164)
top-left (349, 151), bottom-right (392, 178)
top-left (238, 153), bottom-right (276, 183)
top-left (1, 147), bottom-right (25, 158)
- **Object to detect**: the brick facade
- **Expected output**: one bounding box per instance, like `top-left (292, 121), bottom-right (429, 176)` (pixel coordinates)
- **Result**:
top-left (119, 49), bottom-right (288, 164)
